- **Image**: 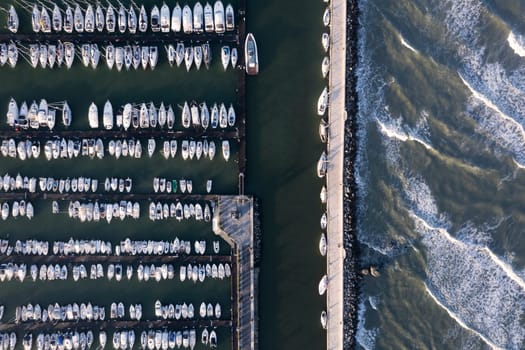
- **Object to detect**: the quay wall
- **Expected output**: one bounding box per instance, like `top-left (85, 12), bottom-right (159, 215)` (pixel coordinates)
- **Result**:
top-left (342, 1), bottom-right (360, 349)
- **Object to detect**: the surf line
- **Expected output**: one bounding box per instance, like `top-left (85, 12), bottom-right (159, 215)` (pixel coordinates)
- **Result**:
top-left (424, 283), bottom-right (503, 350)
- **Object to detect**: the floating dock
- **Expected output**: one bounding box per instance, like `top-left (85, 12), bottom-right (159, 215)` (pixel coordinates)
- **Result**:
top-left (326, 0), bottom-right (347, 348)
top-left (212, 196), bottom-right (257, 350)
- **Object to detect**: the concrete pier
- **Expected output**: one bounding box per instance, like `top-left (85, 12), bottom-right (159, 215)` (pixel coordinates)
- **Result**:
top-left (212, 196), bottom-right (256, 350)
top-left (326, 0), bottom-right (347, 348)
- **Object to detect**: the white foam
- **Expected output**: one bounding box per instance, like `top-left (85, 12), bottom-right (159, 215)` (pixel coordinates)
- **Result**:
top-left (376, 118), bottom-right (434, 151)
top-left (355, 301), bottom-right (378, 350)
top-left (424, 284), bottom-right (503, 350)
top-left (507, 31), bottom-right (525, 57)
top-left (398, 34), bottom-right (419, 54)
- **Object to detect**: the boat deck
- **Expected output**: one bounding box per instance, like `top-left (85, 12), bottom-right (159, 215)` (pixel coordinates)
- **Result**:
top-left (326, 0), bottom-right (347, 348)
top-left (212, 196), bottom-right (257, 350)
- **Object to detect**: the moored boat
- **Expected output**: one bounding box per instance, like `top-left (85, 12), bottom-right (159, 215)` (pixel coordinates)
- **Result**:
top-left (245, 32), bottom-right (259, 75)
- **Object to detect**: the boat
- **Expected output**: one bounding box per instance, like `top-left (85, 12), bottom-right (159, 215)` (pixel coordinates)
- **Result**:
top-left (182, 5), bottom-right (192, 33)
top-left (149, 46), bottom-right (158, 69)
top-left (203, 42), bottom-right (212, 69)
top-left (95, 5), bottom-right (105, 32)
top-left (158, 102), bottom-right (167, 127)
top-left (200, 102), bottom-right (210, 129)
top-left (321, 310), bottom-right (327, 329)
top-left (62, 102), bottom-right (72, 127)
top-left (318, 275), bottom-right (327, 295)
top-left (194, 45), bottom-right (203, 70)
top-left (210, 103), bottom-right (219, 128)
top-left (219, 103), bottom-right (227, 128)
top-left (40, 6), bottom-right (51, 33)
top-left (225, 4), bottom-right (234, 31)
top-left (209, 330), bottom-right (217, 348)
top-left (317, 87), bottom-right (328, 116)
top-left (245, 33), bottom-right (259, 75)
top-left (149, 102), bottom-right (158, 127)
top-left (7, 43), bottom-right (17, 68)
top-left (63, 5), bottom-right (73, 33)
top-left (103, 100), bottom-right (113, 130)
top-left (106, 4), bottom-right (116, 33)
top-left (31, 4), bottom-right (40, 32)
top-left (74, 4), bottom-right (84, 32)
top-left (184, 46), bottom-right (194, 71)
top-left (175, 42), bottom-right (185, 66)
top-left (206, 180), bottom-right (212, 193)
top-left (227, 104), bottom-right (236, 126)
top-left (209, 141), bottom-right (216, 160)
top-left (64, 42), bottom-right (75, 69)
top-left (320, 185), bottom-right (327, 203)
top-left (319, 118), bottom-right (328, 143)
top-left (118, 5), bottom-right (127, 33)
top-left (148, 139), bottom-right (156, 157)
top-left (317, 151), bottom-right (327, 178)
top-left (171, 3), bottom-right (182, 32)
top-left (323, 7), bottom-right (330, 26)
top-left (90, 44), bottom-right (100, 69)
top-left (231, 47), bottom-right (238, 68)
top-left (160, 2), bottom-right (170, 32)
top-left (88, 103), bottom-right (99, 128)
top-left (322, 56), bottom-right (330, 78)
top-left (85, 4), bottom-right (94, 32)
top-left (319, 233), bottom-right (327, 256)
top-left (222, 140), bottom-right (230, 161)
top-left (6, 98), bottom-right (18, 127)
top-left (151, 5), bottom-right (160, 32)
top-left (213, 1), bottom-right (225, 33)
top-left (204, 3), bottom-right (214, 32)
top-left (190, 102), bottom-right (200, 126)
top-left (106, 44), bottom-right (115, 70)
top-left (139, 5), bottom-right (148, 32)
top-left (115, 46), bottom-right (124, 71)
top-left (320, 212), bottom-right (327, 229)
top-left (99, 332), bottom-right (107, 349)
top-left (167, 105), bottom-right (175, 129)
top-left (221, 46), bottom-right (230, 70)
top-left (128, 5), bottom-right (137, 33)
top-left (193, 2), bottom-right (203, 33)
top-left (8, 5), bottom-right (18, 33)
top-left (322, 32), bottom-right (330, 52)
top-left (181, 102), bottom-right (191, 128)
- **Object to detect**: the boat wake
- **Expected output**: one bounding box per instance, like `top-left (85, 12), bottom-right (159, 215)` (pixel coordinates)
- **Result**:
top-left (507, 31), bottom-right (525, 58)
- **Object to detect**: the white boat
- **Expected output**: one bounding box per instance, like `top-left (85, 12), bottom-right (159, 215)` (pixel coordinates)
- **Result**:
top-left (167, 105), bottom-right (175, 129)
top-left (182, 5), bottom-right (192, 33)
top-left (39, 44), bottom-right (48, 69)
top-left (81, 43), bottom-right (90, 67)
top-left (215, 303), bottom-right (221, 318)
top-left (245, 33), bottom-right (259, 75)
top-left (213, 1), bottom-right (225, 33)
top-left (323, 7), bottom-right (330, 27)
top-left (160, 3), bottom-right (170, 32)
top-left (100, 332), bottom-right (107, 349)
top-left (221, 46), bottom-right (230, 70)
top-left (158, 102), bottom-right (167, 127)
top-left (209, 141), bottom-right (216, 160)
top-left (149, 102), bottom-right (157, 127)
top-left (64, 42), bottom-right (75, 69)
top-left (175, 42), bottom-right (185, 67)
top-left (106, 44), bottom-right (115, 70)
top-left (318, 87), bottom-right (328, 116)
top-left (141, 46), bottom-right (149, 69)
top-left (209, 330), bottom-right (217, 348)
top-left (118, 5), bottom-right (127, 33)
top-left (103, 100), bottom-right (113, 130)
top-left (88, 102), bottom-right (99, 128)
top-left (106, 5), bottom-right (116, 33)
top-left (204, 3), bottom-right (214, 32)
top-left (319, 118), bottom-right (328, 143)
top-left (151, 5), bottom-right (160, 32)
top-left (321, 56), bottom-right (330, 78)
top-left (181, 102), bottom-right (191, 128)
top-left (171, 3), bottom-right (182, 32)
top-left (194, 45), bottom-right (203, 70)
top-left (149, 46), bottom-right (158, 69)
top-left (6, 98), bottom-right (18, 127)
top-left (225, 4), bottom-right (234, 31)
top-left (320, 185), bottom-right (327, 203)
top-left (8, 5), bottom-right (18, 33)
top-left (40, 6), bottom-right (51, 33)
top-left (139, 5), bottom-right (148, 32)
top-left (231, 47), bottom-right (238, 68)
top-left (200, 102), bottom-right (210, 129)
top-left (227, 104), bottom-right (236, 127)
top-left (317, 151), bottom-right (327, 178)
top-left (211, 103), bottom-right (219, 128)
top-left (322, 32), bottom-right (330, 52)
top-left (219, 103), bottom-right (227, 128)
top-left (74, 4), bottom-right (84, 32)
top-left (193, 2), bottom-right (203, 33)
top-left (320, 212), bottom-right (327, 229)
top-left (63, 5), bottom-right (73, 33)
top-left (90, 44), bottom-right (100, 69)
top-left (128, 5), bottom-right (137, 33)
top-left (203, 42), bottom-right (212, 69)
top-left (148, 139), bottom-right (156, 157)
top-left (184, 46), bottom-right (194, 71)
top-left (190, 102), bottom-right (200, 126)
top-left (85, 4), bottom-right (94, 32)
top-left (319, 233), bottom-right (327, 256)
top-left (115, 46), bottom-right (124, 71)
top-left (31, 4), bottom-right (40, 32)
top-left (318, 275), bottom-right (327, 295)
top-left (7, 43), bottom-right (17, 68)
top-left (62, 102), bottom-right (72, 127)
top-left (321, 310), bottom-right (327, 329)
top-left (181, 141), bottom-right (189, 160)
top-left (95, 5), bottom-right (105, 32)
top-left (222, 140), bottom-right (230, 161)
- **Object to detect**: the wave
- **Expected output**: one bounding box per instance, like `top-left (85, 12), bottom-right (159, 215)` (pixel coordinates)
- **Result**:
top-left (424, 284), bottom-right (503, 350)
top-left (376, 118), bottom-right (434, 151)
top-left (398, 34), bottom-right (419, 54)
top-left (507, 31), bottom-right (525, 58)
top-left (355, 300), bottom-right (378, 350)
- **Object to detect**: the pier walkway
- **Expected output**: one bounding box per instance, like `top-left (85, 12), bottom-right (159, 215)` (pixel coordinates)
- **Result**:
top-left (326, 0), bottom-right (347, 348)
top-left (212, 196), bottom-right (256, 350)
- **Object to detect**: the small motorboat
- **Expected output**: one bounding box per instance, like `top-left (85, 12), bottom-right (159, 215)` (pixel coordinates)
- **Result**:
top-left (319, 118), bottom-right (328, 143)
top-left (320, 185), bottom-right (327, 203)
top-left (245, 32), bottom-right (259, 75)
top-left (231, 47), bottom-right (238, 68)
top-left (322, 32), bottom-right (330, 52)
top-left (227, 104), bottom-right (236, 127)
top-left (222, 140), bottom-right (230, 161)
top-left (320, 212), bottom-right (327, 229)
top-left (213, 1), bottom-right (224, 33)
top-left (151, 5), bottom-right (160, 32)
top-left (323, 7), bottom-right (330, 27)
top-left (318, 275), bottom-right (327, 295)
top-left (221, 46), bottom-right (230, 71)
top-left (7, 5), bottom-right (18, 33)
top-left (62, 102), bottom-right (72, 127)
top-left (88, 102), bottom-right (99, 128)
top-left (319, 233), bottom-right (327, 256)
top-left (321, 310), bottom-right (327, 329)
top-left (160, 2), bottom-right (171, 32)
top-left (317, 87), bottom-right (328, 116)
top-left (317, 151), bottom-right (327, 178)
top-left (225, 3), bottom-right (234, 31)
top-left (171, 3), bottom-right (182, 32)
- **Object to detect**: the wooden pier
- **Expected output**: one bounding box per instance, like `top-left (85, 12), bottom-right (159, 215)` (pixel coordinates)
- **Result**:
top-left (236, 0), bottom-right (247, 180)
top-left (0, 254), bottom-right (231, 265)
top-left (212, 196), bottom-right (257, 350)
top-left (0, 32), bottom-right (237, 45)
top-left (0, 319), bottom-right (231, 333)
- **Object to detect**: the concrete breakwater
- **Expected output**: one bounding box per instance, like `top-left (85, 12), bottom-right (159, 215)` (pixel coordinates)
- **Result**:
top-left (342, 0), bottom-right (360, 349)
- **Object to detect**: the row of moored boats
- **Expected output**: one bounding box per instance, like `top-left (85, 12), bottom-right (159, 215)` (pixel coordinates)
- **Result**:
top-left (0, 201), bottom-right (34, 220)
top-left (148, 202), bottom-right (212, 222)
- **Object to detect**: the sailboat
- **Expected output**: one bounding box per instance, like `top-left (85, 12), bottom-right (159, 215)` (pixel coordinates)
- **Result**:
top-left (225, 4), bottom-right (234, 31)
top-left (222, 140), bottom-right (230, 161)
top-left (52, 4), bottom-right (61, 32)
top-left (74, 4), bottom-right (84, 32)
top-left (62, 102), bottom-right (72, 127)
top-left (95, 5), bottom-right (105, 32)
top-left (139, 5), bottom-right (148, 32)
top-left (231, 47), bottom-right (238, 68)
top-left (221, 46), bottom-right (230, 71)
top-left (88, 102), bottom-right (99, 128)
top-left (7, 5), bottom-right (18, 33)
top-left (118, 5), bottom-right (127, 33)
top-left (194, 45), bottom-right (203, 70)
top-left (106, 4), bottom-right (116, 33)
top-left (128, 5), bottom-right (137, 33)
top-left (317, 87), bottom-right (328, 116)
top-left (85, 4), bottom-right (94, 32)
